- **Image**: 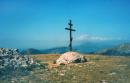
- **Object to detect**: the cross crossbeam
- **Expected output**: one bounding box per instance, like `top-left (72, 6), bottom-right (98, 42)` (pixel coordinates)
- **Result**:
top-left (65, 28), bottom-right (76, 31)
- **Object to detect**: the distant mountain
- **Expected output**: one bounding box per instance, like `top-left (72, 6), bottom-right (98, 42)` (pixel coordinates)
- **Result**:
top-left (21, 48), bottom-right (42, 55)
top-left (21, 41), bottom-right (130, 55)
top-left (42, 47), bottom-right (69, 54)
top-left (21, 47), bottom-right (70, 55)
top-left (75, 41), bottom-right (116, 54)
top-left (96, 43), bottom-right (130, 56)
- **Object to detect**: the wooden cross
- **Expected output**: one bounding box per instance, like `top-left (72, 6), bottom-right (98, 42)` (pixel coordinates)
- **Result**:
top-left (65, 20), bottom-right (76, 51)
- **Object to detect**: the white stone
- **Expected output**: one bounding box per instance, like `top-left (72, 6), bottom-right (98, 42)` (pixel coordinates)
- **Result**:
top-left (56, 51), bottom-right (87, 65)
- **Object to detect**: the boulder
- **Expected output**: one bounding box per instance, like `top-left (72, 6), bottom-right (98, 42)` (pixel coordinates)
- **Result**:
top-left (56, 52), bottom-right (87, 65)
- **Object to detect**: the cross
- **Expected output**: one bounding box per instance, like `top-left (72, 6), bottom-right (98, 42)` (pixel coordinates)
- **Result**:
top-left (65, 20), bottom-right (76, 51)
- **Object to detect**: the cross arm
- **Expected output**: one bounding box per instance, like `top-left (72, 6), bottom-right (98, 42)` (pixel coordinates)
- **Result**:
top-left (65, 28), bottom-right (76, 31)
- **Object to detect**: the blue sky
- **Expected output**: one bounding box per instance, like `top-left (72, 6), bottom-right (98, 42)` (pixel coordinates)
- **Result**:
top-left (0, 0), bottom-right (130, 49)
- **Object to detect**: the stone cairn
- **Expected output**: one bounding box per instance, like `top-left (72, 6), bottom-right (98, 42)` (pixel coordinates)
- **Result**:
top-left (0, 48), bottom-right (34, 76)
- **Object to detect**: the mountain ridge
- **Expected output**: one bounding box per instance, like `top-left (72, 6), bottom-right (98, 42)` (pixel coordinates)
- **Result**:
top-left (20, 41), bottom-right (130, 55)
top-left (96, 43), bottom-right (130, 56)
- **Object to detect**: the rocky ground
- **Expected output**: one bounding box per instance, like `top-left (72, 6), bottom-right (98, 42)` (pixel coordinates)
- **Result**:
top-left (0, 48), bottom-right (42, 83)
top-left (0, 51), bottom-right (130, 83)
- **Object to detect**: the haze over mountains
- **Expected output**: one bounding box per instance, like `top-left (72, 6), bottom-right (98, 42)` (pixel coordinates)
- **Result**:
top-left (21, 40), bottom-right (130, 56)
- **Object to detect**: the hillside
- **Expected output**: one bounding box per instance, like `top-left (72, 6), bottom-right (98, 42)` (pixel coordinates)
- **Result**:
top-left (96, 43), bottom-right (130, 56)
top-left (42, 47), bottom-right (69, 54)
top-left (21, 48), bottom-right (42, 55)
top-left (21, 47), bottom-right (70, 55)
top-left (75, 41), bottom-right (117, 53)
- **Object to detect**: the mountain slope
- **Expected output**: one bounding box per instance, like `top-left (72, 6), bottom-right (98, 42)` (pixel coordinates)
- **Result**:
top-left (21, 47), bottom-right (70, 55)
top-left (96, 43), bottom-right (130, 56)
top-left (42, 47), bottom-right (69, 54)
top-left (21, 48), bottom-right (42, 55)
top-left (75, 41), bottom-right (116, 53)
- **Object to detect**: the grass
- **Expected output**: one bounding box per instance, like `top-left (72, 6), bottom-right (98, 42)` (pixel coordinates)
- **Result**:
top-left (30, 54), bottom-right (130, 83)
top-left (1, 54), bottom-right (130, 83)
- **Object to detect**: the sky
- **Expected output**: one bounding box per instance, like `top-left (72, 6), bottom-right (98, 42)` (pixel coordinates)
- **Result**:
top-left (0, 0), bottom-right (130, 49)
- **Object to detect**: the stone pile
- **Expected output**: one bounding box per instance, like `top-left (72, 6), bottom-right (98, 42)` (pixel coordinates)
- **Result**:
top-left (56, 52), bottom-right (87, 65)
top-left (0, 48), bottom-right (34, 70)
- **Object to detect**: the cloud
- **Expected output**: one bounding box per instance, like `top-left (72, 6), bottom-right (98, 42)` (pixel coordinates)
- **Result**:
top-left (75, 34), bottom-right (122, 41)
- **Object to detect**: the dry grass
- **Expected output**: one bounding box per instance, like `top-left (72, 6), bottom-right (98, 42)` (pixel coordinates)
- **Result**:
top-left (32, 54), bottom-right (60, 62)
top-left (29, 54), bottom-right (130, 83)
top-left (1, 54), bottom-right (130, 83)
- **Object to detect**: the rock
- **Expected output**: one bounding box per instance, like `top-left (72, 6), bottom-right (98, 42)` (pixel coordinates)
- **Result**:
top-left (100, 80), bottom-right (107, 83)
top-left (56, 52), bottom-right (87, 65)
top-left (0, 48), bottom-right (34, 75)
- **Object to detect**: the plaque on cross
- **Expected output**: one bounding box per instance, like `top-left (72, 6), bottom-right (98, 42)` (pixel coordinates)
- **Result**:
top-left (65, 20), bottom-right (76, 51)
